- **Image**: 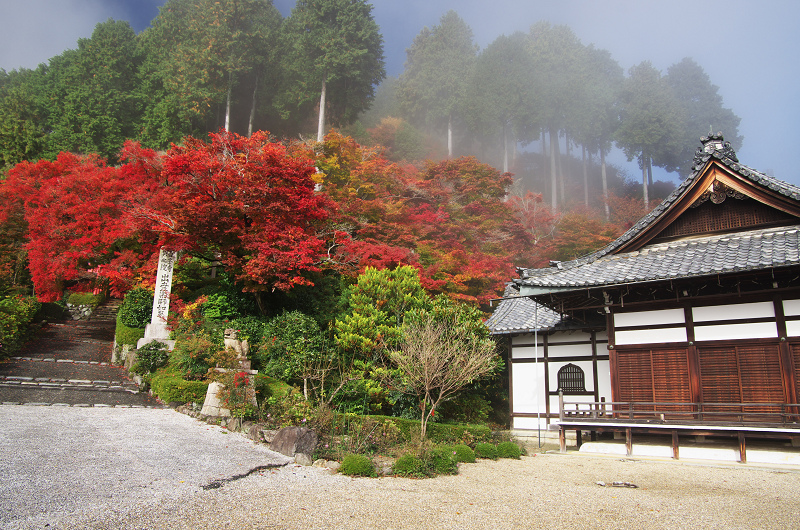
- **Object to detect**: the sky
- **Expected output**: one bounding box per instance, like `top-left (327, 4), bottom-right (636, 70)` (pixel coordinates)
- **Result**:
top-left (1, 0), bottom-right (799, 184)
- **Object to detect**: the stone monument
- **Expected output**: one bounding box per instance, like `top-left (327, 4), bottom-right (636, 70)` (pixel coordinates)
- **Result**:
top-left (137, 248), bottom-right (178, 351)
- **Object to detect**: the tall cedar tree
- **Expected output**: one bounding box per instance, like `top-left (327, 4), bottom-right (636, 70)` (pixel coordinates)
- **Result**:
top-left (281, 0), bottom-right (386, 141)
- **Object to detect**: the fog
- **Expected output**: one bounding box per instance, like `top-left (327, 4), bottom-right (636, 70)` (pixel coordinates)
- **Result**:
top-left (2, 0), bottom-right (798, 183)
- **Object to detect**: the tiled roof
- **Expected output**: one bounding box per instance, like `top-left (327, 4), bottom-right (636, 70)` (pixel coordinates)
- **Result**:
top-left (516, 224), bottom-right (800, 289)
top-left (516, 135), bottom-right (800, 290)
top-left (485, 284), bottom-right (563, 334)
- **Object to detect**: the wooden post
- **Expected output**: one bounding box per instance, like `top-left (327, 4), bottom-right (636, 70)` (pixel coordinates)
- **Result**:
top-left (559, 427), bottom-right (566, 453)
top-left (626, 427), bottom-right (633, 456)
top-left (558, 390), bottom-right (564, 422)
top-left (672, 430), bottom-right (679, 460)
top-left (738, 432), bottom-right (747, 463)
top-left (576, 430), bottom-right (582, 449)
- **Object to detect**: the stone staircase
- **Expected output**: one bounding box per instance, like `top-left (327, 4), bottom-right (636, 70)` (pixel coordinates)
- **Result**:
top-left (0, 299), bottom-right (161, 408)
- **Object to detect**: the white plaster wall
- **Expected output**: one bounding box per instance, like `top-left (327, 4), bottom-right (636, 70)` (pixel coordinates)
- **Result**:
top-left (512, 345), bottom-right (545, 360)
top-left (548, 331), bottom-right (593, 344)
top-left (694, 322), bottom-right (778, 341)
top-left (783, 299), bottom-right (800, 317)
top-left (511, 362), bottom-right (545, 415)
top-left (513, 416), bottom-right (549, 430)
top-left (615, 327), bottom-right (687, 345)
top-left (547, 342), bottom-right (594, 357)
top-left (596, 359), bottom-right (611, 403)
top-left (786, 320), bottom-right (800, 337)
top-left (692, 301), bottom-right (774, 322)
top-left (614, 308), bottom-right (685, 327)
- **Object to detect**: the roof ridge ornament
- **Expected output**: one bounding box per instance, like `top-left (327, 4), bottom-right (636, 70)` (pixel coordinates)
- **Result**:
top-left (694, 133), bottom-right (739, 167)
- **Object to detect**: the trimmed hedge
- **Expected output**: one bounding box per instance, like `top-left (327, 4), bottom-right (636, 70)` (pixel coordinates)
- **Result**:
top-left (393, 454), bottom-right (426, 477)
top-left (115, 313), bottom-right (145, 346)
top-left (118, 287), bottom-right (153, 328)
top-left (367, 415), bottom-right (491, 445)
top-left (339, 454), bottom-right (376, 477)
top-left (497, 441), bottom-right (522, 459)
top-left (67, 292), bottom-right (105, 308)
top-left (150, 373), bottom-right (209, 404)
top-left (475, 442), bottom-right (498, 460)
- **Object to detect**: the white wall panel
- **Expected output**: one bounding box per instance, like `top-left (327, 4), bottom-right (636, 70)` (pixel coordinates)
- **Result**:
top-left (548, 331), bottom-right (593, 344)
top-left (513, 416), bottom-right (549, 430)
top-left (784, 299), bottom-right (800, 317)
top-left (614, 308), bottom-right (685, 327)
top-left (615, 327), bottom-right (687, 345)
top-left (786, 320), bottom-right (800, 337)
top-left (694, 322), bottom-right (778, 341)
top-left (511, 333), bottom-right (540, 347)
top-left (547, 342), bottom-right (595, 357)
top-left (512, 362), bottom-right (545, 415)
top-left (512, 346), bottom-right (544, 360)
top-left (596, 359), bottom-right (611, 403)
top-left (692, 302), bottom-right (774, 322)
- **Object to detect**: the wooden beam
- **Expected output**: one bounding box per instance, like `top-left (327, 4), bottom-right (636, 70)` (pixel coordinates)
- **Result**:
top-left (672, 430), bottom-right (680, 460)
top-left (626, 427), bottom-right (632, 456)
top-left (738, 432), bottom-right (747, 463)
top-left (576, 430), bottom-right (582, 449)
top-left (559, 427), bottom-right (566, 453)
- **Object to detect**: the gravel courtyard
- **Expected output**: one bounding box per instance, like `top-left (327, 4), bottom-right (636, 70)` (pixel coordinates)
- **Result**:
top-left (3, 404), bottom-right (799, 530)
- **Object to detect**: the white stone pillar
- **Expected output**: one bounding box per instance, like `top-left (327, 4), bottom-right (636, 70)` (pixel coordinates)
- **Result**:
top-left (137, 248), bottom-right (178, 350)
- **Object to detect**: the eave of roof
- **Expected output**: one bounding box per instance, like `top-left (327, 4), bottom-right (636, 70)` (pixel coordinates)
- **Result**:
top-left (516, 135), bottom-right (800, 292)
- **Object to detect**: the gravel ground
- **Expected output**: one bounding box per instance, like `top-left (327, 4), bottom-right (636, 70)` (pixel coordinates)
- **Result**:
top-left (3, 404), bottom-right (800, 530)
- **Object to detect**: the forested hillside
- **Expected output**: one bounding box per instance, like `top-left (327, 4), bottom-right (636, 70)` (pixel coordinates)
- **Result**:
top-left (0, 0), bottom-right (744, 305)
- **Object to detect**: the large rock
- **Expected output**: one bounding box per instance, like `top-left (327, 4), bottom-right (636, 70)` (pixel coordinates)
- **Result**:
top-left (270, 426), bottom-right (318, 457)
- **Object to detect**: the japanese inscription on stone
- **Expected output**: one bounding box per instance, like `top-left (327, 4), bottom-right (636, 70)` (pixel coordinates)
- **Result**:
top-left (150, 249), bottom-right (178, 327)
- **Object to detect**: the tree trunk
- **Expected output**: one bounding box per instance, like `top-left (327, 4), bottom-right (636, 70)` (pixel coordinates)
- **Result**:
top-left (224, 70), bottom-right (233, 132)
top-left (549, 127), bottom-right (558, 210)
top-left (447, 114), bottom-right (453, 158)
top-left (502, 122), bottom-right (509, 173)
top-left (555, 132), bottom-right (565, 207)
top-left (647, 157), bottom-right (653, 187)
top-left (317, 76), bottom-right (327, 142)
top-left (601, 149), bottom-right (610, 222)
top-left (641, 154), bottom-right (650, 209)
top-left (582, 144), bottom-right (588, 208)
top-left (248, 72), bottom-right (259, 137)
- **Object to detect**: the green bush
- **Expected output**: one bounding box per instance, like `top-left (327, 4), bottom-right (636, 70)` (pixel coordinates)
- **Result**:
top-left (227, 316), bottom-right (266, 349)
top-left (474, 443), bottom-right (498, 460)
top-left (115, 313), bottom-right (145, 346)
top-left (67, 292), bottom-right (105, 308)
top-left (450, 444), bottom-right (476, 463)
top-left (426, 446), bottom-right (458, 475)
top-left (0, 295), bottom-right (41, 357)
top-left (132, 341), bottom-right (170, 375)
top-left (339, 454), bottom-right (376, 477)
top-left (393, 454), bottom-right (426, 478)
top-left (150, 373), bottom-right (209, 404)
top-left (497, 441), bottom-right (522, 459)
top-left (118, 287), bottom-right (153, 328)
top-left (170, 333), bottom-right (215, 380)
top-left (365, 416), bottom-right (491, 446)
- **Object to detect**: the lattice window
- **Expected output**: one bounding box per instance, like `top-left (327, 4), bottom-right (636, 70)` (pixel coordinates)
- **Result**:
top-left (557, 364), bottom-right (586, 394)
top-left (655, 198), bottom-right (796, 240)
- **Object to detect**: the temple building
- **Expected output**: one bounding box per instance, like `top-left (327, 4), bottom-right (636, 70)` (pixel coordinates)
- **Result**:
top-left (487, 134), bottom-right (800, 460)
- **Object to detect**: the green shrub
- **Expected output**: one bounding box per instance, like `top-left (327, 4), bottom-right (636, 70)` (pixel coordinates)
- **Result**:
top-left (393, 454), bottom-right (426, 478)
top-left (0, 295), bottom-right (41, 357)
top-left (115, 313), bottom-right (145, 346)
top-left (170, 333), bottom-right (215, 380)
top-left (497, 441), bottom-right (522, 459)
top-left (67, 292), bottom-right (104, 308)
top-left (227, 316), bottom-right (266, 349)
top-left (118, 287), bottom-right (153, 328)
top-left (339, 454), bottom-right (376, 477)
top-left (451, 444), bottom-right (476, 463)
top-left (132, 341), bottom-right (170, 375)
top-left (475, 443), bottom-right (498, 460)
top-left (150, 373), bottom-right (209, 403)
top-left (426, 446), bottom-right (458, 475)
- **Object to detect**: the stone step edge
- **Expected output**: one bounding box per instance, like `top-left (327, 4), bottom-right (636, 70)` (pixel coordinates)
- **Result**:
top-left (1, 375), bottom-right (133, 385)
top-left (0, 402), bottom-right (161, 408)
top-left (12, 357), bottom-right (112, 365)
top-left (0, 382), bottom-right (140, 393)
